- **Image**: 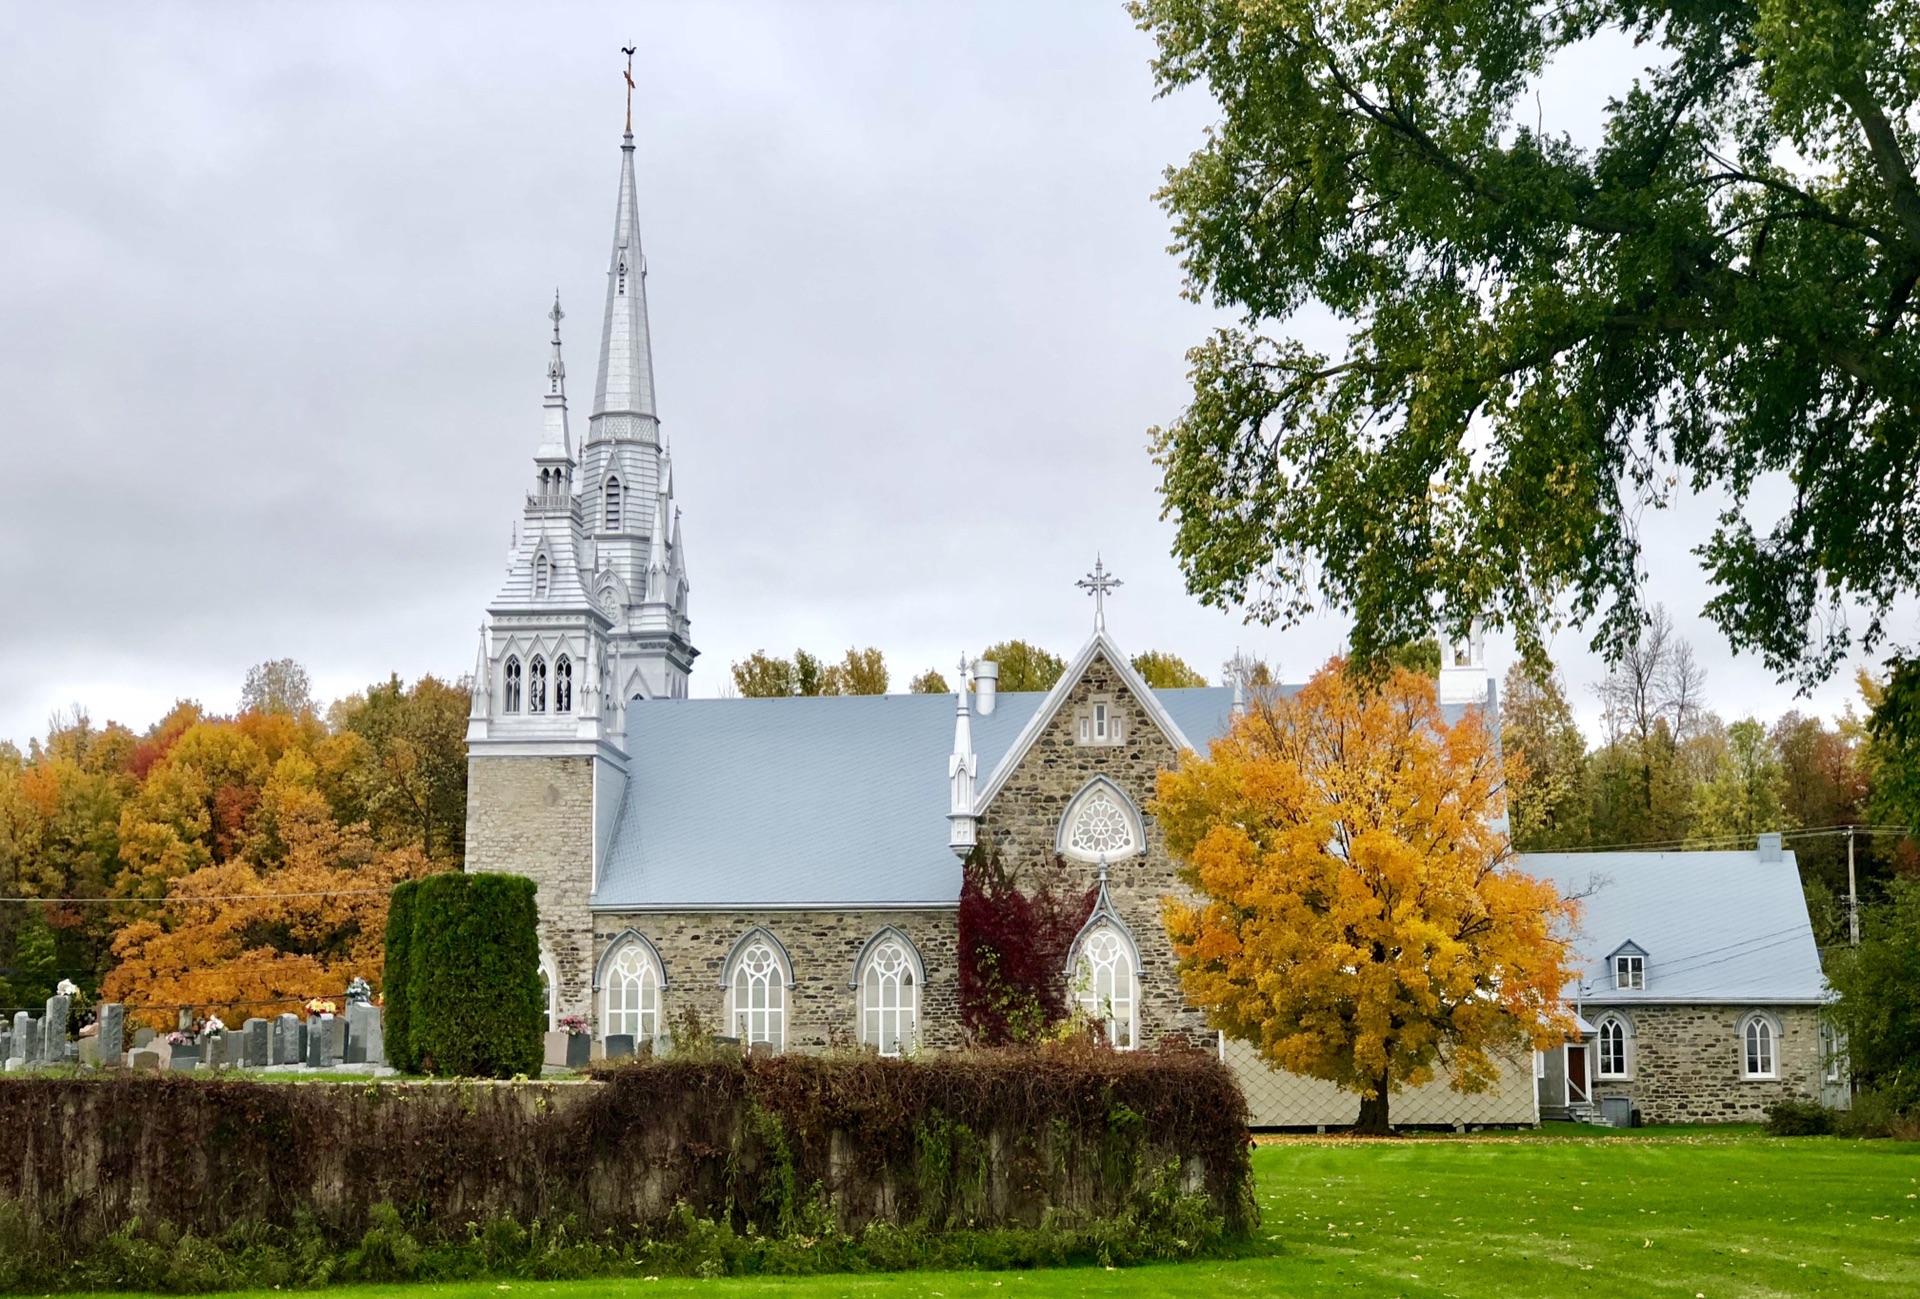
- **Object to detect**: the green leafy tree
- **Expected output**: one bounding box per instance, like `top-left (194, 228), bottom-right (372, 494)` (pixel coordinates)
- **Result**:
top-left (332, 675), bottom-right (470, 863)
top-left (1135, 0), bottom-right (1920, 688)
top-left (1500, 663), bottom-right (1590, 851)
top-left (1691, 718), bottom-right (1793, 844)
top-left (908, 668), bottom-right (951, 694)
top-left (824, 647), bottom-right (889, 696)
top-left (1826, 879), bottom-right (1920, 1114)
top-left (979, 641), bottom-right (1065, 694)
top-left (241, 658), bottom-right (315, 718)
top-left (730, 647), bottom-right (890, 697)
top-left (732, 651), bottom-right (797, 698)
top-left (1131, 651), bottom-right (1209, 689)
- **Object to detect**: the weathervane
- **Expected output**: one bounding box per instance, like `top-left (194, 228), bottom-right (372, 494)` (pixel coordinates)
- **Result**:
top-left (621, 45), bottom-right (637, 133)
top-left (1076, 555), bottom-right (1122, 631)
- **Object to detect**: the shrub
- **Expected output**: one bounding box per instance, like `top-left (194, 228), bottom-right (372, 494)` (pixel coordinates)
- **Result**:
top-left (1835, 1088), bottom-right (1907, 1138)
top-left (405, 872), bottom-right (543, 1078)
top-left (1764, 1099), bottom-right (1833, 1136)
top-left (381, 880), bottom-right (420, 1072)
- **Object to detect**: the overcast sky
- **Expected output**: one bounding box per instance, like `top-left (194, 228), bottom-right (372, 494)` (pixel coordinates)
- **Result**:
top-left (0, 3), bottom-right (1899, 752)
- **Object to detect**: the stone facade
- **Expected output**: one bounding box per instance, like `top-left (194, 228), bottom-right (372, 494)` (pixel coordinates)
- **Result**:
top-left (1554, 1003), bottom-right (1825, 1123)
top-left (466, 754), bottom-right (598, 1021)
top-left (975, 651), bottom-right (1210, 1047)
top-left (590, 910), bottom-right (960, 1050)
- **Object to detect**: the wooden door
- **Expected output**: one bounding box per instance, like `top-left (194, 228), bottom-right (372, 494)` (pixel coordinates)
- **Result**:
top-left (1566, 1044), bottom-right (1590, 1103)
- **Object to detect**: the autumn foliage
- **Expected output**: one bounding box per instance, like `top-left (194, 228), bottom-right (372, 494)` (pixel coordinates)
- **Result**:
top-left (1153, 661), bottom-right (1576, 1132)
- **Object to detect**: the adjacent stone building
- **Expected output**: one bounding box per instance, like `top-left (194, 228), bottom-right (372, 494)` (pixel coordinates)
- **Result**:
top-left (1528, 841), bottom-right (1840, 1123)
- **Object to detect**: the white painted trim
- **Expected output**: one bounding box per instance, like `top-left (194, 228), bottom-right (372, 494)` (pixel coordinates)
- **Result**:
top-left (718, 927), bottom-right (797, 991)
top-left (1054, 776), bottom-right (1147, 863)
top-left (593, 928), bottom-right (671, 991)
top-left (467, 737), bottom-right (629, 762)
top-left (975, 630), bottom-right (1196, 810)
top-left (846, 925), bottom-right (927, 989)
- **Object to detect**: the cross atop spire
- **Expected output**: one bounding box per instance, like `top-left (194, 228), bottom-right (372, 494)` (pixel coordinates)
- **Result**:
top-left (621, 45), bottom-right (637, 134)
top-left (1076, 555), bottom-right (1122, 631)
top-left (589, 106), bottom-right (661, 440)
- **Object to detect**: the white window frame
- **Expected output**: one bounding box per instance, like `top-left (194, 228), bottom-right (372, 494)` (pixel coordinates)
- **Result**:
top-left (1820, 1023), bottom-right (1845, 1084)
top-left (1072, 923), bottom-right (1138, 1050)
top-left (857, 937), bottom-right (919, 1057)
top-left (1055, 778), bottom-right (1145, 863)
top-left (729, 938), bottom-right (788, 1052)
top-left (538, 950), bottom-right (558, 1033)
top-left (602, 940), bottom-right (662, 1043)
top-left (1594, 1013), bottom-right (1632, 1080)
top-left (503, 656), bottom-right (522, 713)
top-left (1741, 1013), bottom-right (1779, 1080)
top-left (554, 654), bottom-right (573, 713)
top-left (1614, 954), bottom-right (1645, 990)
top-left (528, 655), bottom-right (548, 713)
top-left (1072, 695), bottom-right (1125, 748)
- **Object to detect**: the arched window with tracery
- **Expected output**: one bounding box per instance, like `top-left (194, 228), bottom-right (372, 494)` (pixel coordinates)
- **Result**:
top-left (729, 939), bottom-right (787, 1052)
top-left (528, 656), bottom-right (548, 713)
top-left (1056, 779), bottom-right (1144, 863)
top-left (605, 477), bottom-right (623, 532)
top-left (1742, 1014), bottom-right (1777, 1079)
top-left (1073, 924), bottom-right (1137, 1049)
top-left (858, 936), bottom-right (919, 1056)
top-left (538, 951), bottom-right (558, 1032)
top-left (554, 655), bottom-right (573, 713)
top-left (503, 656), bottom-right (522, 712)
top-left (602, 940), bottom-right (661, 1042)
top-left (1595, 1014), bottom-right (1631, 1078)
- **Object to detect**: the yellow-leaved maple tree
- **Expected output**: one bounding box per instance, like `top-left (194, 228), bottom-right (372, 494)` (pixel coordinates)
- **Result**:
top-left (1153, 660), bottom-right (1576, 1133)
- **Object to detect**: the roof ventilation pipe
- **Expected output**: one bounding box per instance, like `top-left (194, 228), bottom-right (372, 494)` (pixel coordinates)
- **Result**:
top-left (974, 661), bottom-right (998, 716)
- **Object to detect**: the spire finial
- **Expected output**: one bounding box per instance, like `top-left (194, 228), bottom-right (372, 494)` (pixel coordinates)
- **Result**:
top-left (546, 292), bottom-right (567, 396)
top-left (1076, 555), bottom-right (1123, 632)
top-left (621, 45), bottom-right (637, 134)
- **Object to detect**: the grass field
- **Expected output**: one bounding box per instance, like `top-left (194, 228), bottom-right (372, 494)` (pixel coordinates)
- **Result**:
top-left (210, 1127), bottom-right (1920, 1298)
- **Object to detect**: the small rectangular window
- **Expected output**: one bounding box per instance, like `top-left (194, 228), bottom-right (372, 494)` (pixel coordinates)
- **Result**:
top-left (1094, 703), bottom-right (1108, 740)
top-left (1079, 716), bottom-right (1091, 742)
top-left (1615, 955), bottom-right (1644, 990)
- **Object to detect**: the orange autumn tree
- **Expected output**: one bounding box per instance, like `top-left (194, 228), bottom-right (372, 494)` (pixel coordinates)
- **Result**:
top-left (1153, 659), bottom-right (1577, 1133)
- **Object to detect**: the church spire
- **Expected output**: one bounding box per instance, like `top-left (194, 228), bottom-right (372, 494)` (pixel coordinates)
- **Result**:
top-left (589, 126), bottom-right (660, 441)
top-left (535, 292), bottom-right (573, 466)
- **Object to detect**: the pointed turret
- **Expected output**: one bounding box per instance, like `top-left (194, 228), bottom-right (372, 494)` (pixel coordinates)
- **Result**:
top-left (590, 131), bottom-right (660, 442)
top-left (530, 295), bottom-right (576, 508)
top-left (948, 657), bottom-right (978, 855)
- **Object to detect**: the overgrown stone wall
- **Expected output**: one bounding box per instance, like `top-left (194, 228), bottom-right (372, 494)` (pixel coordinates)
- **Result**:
top-left (1588, 1004), bottom-right (1825, 1123)
top-left (591, 910), bottom-right (961, 1048)
top-left (0, 1053), bottom-right (1253, 1249)
top-left (466, 754), bottom-right (597, 1021)
top-left (976, 653), bottom-right (1211, 1045)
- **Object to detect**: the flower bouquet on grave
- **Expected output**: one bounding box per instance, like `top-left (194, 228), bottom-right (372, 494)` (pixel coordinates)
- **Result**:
top-left (557, 1015), bottom-right (593, 1067)
top-left (558, 1014), bottom-right (591, 1037)
top-left (305, 998), bottom-right (338, 1017)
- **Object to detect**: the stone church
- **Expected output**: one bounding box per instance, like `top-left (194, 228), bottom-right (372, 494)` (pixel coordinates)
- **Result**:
top-left (464, 125), bottom-right (1830, 1127)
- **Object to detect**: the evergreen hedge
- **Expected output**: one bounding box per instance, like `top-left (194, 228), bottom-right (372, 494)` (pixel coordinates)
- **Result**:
top-left (381, 879), bottom-right (420, 1072)
top-left (404, 872), bottom-right (544, 1078)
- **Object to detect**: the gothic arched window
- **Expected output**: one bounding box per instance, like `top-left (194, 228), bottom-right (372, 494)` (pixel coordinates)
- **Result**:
top-left (1595, 1014), bottom-right (1632, 1079)
top-left (554, 655), bottom-right (573, 713)
top-left (528, 656), bottom-right (548, 714)
top-left (503, 656), bottom-right (522, 713)
top-left (1073, 924), bottom-right (1137, 1050)
top-left (858, 935), bottom-right (919, 1056)
top-left (534, 552), bottom-right (551, 598)
top-left (1056, 779), bottom-right (1144, 863)
top-left (605, 477), bottom-right (623, 532)
top-left (602, 940), bottom-right (661, 1043)
top-left (538, 950), bottom-right (558, 1033)
top-left (1742, 1014), bottom-right (1778, 1079)
top-left (729, 938), bottom-right (787, 1052)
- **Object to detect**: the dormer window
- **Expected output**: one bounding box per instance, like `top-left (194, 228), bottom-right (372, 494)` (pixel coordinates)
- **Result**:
top-left (503, 656), bottom-right (522, 713)
top-left (1615, 953), bottom-right (1645, 990)
top-left (554, 655), bottom-right (572, 713)
top-left (528, 655), bottom-right (548, 714)
top-left (1073, 695), bottom-right (1125, 747)
top-left (605, 477), bottom-right (623, 532)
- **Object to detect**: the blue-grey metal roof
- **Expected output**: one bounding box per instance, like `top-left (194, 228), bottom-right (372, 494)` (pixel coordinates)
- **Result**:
top-left (1518, 850), bottom-right (1828, 1004)
top-left (595, 685), bottom-right (1241, 910)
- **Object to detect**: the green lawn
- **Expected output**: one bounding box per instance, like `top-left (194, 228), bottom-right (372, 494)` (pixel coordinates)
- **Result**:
top-left (201, 1129), bottom-right (1920, 1297)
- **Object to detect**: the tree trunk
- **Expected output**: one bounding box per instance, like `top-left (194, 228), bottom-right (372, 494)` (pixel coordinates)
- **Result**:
top-left (1353, 1069), bottom-right (1393, 1135)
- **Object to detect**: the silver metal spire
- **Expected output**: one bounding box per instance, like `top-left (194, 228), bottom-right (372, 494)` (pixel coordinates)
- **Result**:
top-left (535, 293), bottom-right (573, 467)
top-left (589, 127), bottom-right (660, 440)
top-left (1076, 555), bottom-right (1122, 631)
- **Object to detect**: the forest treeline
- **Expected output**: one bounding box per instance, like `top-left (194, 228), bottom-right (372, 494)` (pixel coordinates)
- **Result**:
top-left (1502, 610), bottom-right (1917, 947)
top-left (0, 661), bottom-right (465, 1020)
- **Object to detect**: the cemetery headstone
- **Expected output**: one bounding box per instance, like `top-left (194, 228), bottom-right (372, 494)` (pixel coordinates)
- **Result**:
top-left (305, 1015), bottom-right (336, 1068)
top-left (78, 1037), bottom-right (99, 1067)
top-left (345, 1003), bottom-right (383, 1064)
top-left (130, 1048), bottom-right (160, 1071)
top-left (272, 1013), bottom-right (302, 1066)
top-left (543, 1029), bottom-right (571, 1068)
top-left (167, 1050), bottom-right (197, 1072)
top-left (205, 1031), bottom-right (230, 1069)
top-left (243, 1018), bottom-right (269, 1067)
top-left (605, 1033), bottom-right (636, 1060)
top-left (325, 1014), bottom-right (347, 1060)
top-left (11, 1012), bottom-right (29, 1058)
top-left (177, 1007), bottom-right (193, 1033)
top-left (132, 1026), bottom-right (155, 1049)
top-left (98, 1003), bottom-right (125, 1064)
top-left (44, 993), bottom-right (71, 1061)
top-left (0, 1030), bottom-right (10, 1060)
top-left (20, 1016), bottom-right (42, 1066)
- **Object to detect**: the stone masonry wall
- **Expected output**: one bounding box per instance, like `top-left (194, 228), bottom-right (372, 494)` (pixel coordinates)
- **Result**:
top-left (466, 755), bottom-right (597, 1021)
top-left (976, 652), bottom-right (1210, 1046)
top-left (1589, 1004), bottom-right (1824, 1123)
top-left (592, 909), bottom-right (960, 1050)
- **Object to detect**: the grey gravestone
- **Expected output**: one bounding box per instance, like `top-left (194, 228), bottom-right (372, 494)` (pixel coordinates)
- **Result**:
top-left (325, 1015), bottom-right (346, 1060)
top-left (205, 1031), bottom-right (229, 1069)
top-left (272, 1014), bottom-right (301, 1065)
top-left (132, 1026), bottom-right (155, 1049)
top-left (129, 1048), bottom-right (160, 1071)
top-left (78, 1037), bottom-right (99, 1067)
top-left (604, 1034), bottom-right (636, 1060)
top-left (44, 994), bottom-right (70, 1061)
top-left (243, 1018), bottom-right (269, 1067)
top-left (10, 1013), bottom-right (29, 1058)
top-left (0, 1031), bottom-right (9, 1060)
top-left (19, 1017), bottom-right (41, 1065)
top-left (177, 1007), bottom-right (193, 1033)
top-left (304, 1015), bottom-right (336, 1068)
top-left (98, 1003), bottom-right (125, 1064)
top-left (345, 1003), bottom-right (383, 1064)
top-left (167, 1051), bottom-right (197, 1072)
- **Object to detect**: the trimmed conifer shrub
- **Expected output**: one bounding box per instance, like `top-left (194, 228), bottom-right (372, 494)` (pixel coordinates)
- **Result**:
top-left (405, 872), bottom-right (544, 1078)
top-left (381, 879), bottom-right (420, 1072)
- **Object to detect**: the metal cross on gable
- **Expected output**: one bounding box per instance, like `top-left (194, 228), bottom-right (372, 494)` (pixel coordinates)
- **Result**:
top-left (1076, 555), bottom-right (1122, 631)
